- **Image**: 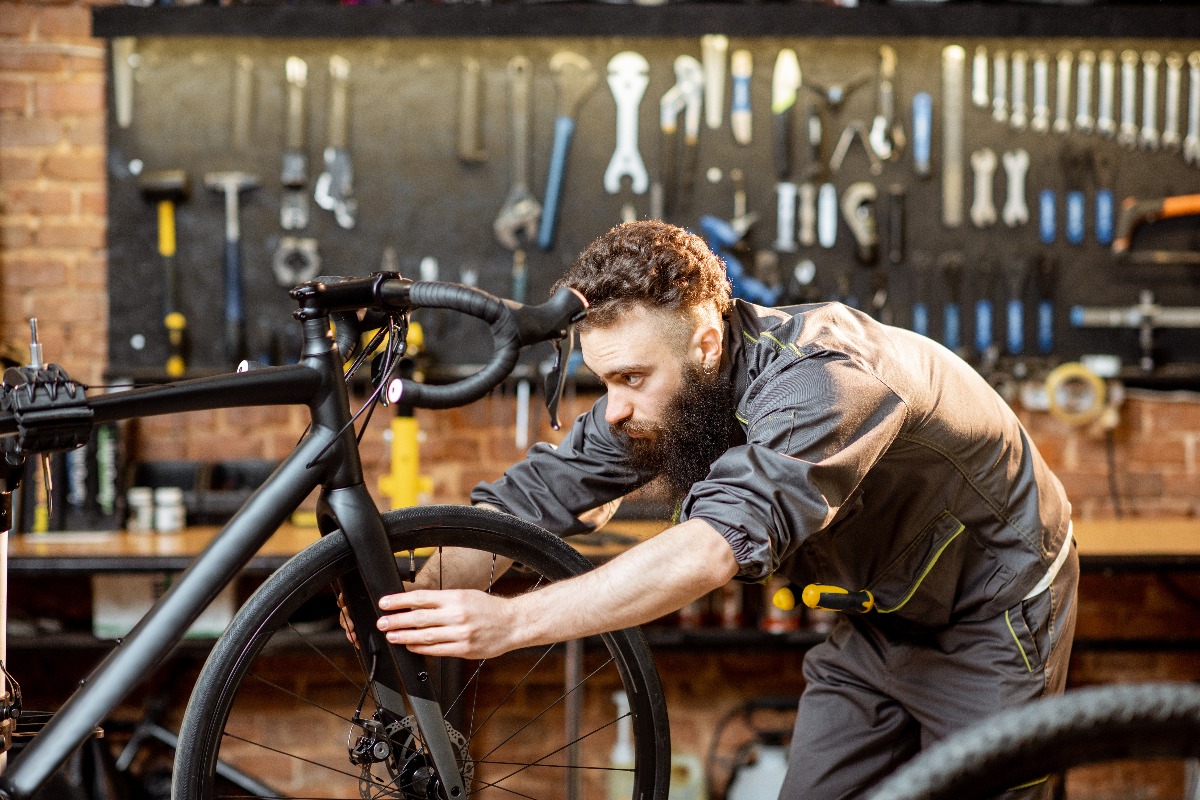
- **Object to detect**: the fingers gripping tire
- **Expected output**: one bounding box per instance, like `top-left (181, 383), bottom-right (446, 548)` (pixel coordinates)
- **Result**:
top-left (172, 505), bottom-right (671, 800)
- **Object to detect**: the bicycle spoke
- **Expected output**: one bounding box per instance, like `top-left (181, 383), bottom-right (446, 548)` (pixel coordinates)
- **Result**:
top-left (284, 619), bottom-right (363, 692)
top-left (244, 671), bottom-right (357, 727)
top-left (220, 730), bottom-right (364, 783)
top-left (487, 715), bottom-right (626, 789)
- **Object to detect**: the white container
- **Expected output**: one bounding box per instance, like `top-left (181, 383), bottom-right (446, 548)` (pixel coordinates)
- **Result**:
top-left (126, 486), bottom-right (154, 533)
top-left (153, 486), bottom-right (185, 534)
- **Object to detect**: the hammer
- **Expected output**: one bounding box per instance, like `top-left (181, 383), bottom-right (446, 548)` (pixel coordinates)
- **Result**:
top-left (204, 171), bottom-right (259, 366)
top-left (138, 169), bottom-right (190, 377)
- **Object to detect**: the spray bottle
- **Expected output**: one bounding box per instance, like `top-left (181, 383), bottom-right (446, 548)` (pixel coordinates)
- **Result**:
top-left (609, 691), bottom-right (635, 800)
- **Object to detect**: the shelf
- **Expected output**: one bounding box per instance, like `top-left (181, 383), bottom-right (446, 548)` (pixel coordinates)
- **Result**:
top-left (92, 3), bottom-right (1200, 41)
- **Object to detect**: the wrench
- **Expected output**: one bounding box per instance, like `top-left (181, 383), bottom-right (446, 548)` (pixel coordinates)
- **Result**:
top-left (869, 45), bottom-right (904, 160)
top-left (1118, 49), bottom-right (1139, 149)
top-left (970, 148), bottom-right (998, 228)
top-left (1031, 50), bottom-right (1050, 132)
top-left (281, 56), bottom-right (308, 231)
top-left (1010, 50), bottom-right (1028, 131)
top-left (992, 49), bottom-right (1008, 124)
top-left (1075, 50), bottom-right (1095, 134)
top-left (1187, 52), bottom-right (1200, 165)
top-left (493, 56), bottom-right (541, 250)
top-left (1053, 50), bottom-right (1072, 134)
top-left (456, 57), bottom-right (487, 164)
top-left (604, 51), bottom-right (650, 195)
top-left (1140, 50), bottom-right (1161, 150)
top-left (1002, 148), bottom-right (1030, 227)
top-left (1097, 50), bottom-right (1117, 137)
top-left (840, 182), bottom-right (878, 265)
top-left (943, 45), bottom-right (966, 228)
top-left (701, 35), bottom-right (729, 131)
top-left (973, 46), bottom-right (989, 109)
top-left (313, 55), bottom-right (357, 230)
top-left (1163, 52), bottom-right (1184, 151)
top-left (537, 51), bottom-right (597, 250)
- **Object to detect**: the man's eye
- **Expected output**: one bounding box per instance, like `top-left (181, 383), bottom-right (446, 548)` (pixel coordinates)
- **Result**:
top-left (623, 375), bottom-right (643, 387)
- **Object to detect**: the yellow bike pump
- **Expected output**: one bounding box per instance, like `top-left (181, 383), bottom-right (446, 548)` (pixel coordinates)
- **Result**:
top-left (377, 322), bottom-right (433, 509)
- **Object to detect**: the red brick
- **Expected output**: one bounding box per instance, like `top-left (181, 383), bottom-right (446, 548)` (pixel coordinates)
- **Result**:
top-left (43, 150), bottom-right (103, 180)
top-left (4, 184), bottom-right (73, 214)
top-left (0, 5), bottom-right (36, 37)
top-left (0, 49), bottom-right (63, 73)
top-left (67, 115), bottom-right (104, 147)
top-left (78, 186), bottom-right (105, 215)
top-left (34, 7), bottom-right (91, 38)
top-left (71, 254), bottom-right (106, 289)
top-left (34, 220), bottom-right (105, 249)
top-left (0, 80), bottom-right (28, 112)
top-left (0, 256), bottom-right (68, 287)
top-left (0, 153), bottom-right (42, 181)
top-left (1142, 397), bottom-right (1200, 434)
top-left (0, 116), bottom-right (62, 147)
top-left (0, 220), bottom-right (35, 248)
top-left (34, 80), bottom-right (102, 114)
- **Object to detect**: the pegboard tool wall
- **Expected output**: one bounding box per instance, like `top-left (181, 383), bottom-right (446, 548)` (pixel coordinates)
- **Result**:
top-left (106, 34), bottom-right (1200, 380)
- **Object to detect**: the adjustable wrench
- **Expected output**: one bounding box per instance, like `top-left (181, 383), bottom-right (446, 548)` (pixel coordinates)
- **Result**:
top-left (280, 56), bottom-right (309, 231)
top-left (604, 51), bottom-right (650, 195)
top-left (1163, 52), bottom-right (1184, 151)
top-left (1097, 50), bottom-right (1117, 137)
top-left (1031, 50), bottom-right (1050, 133)
top-left (537, 51), bottom-right (597, 250)
top-left (493, 56), bottom-right (542, 252)
top-left (1002, 148), bottom-right (1030, 227)
top-left (1186, 52), bottom-right (1200, 165)
top-left (1118, 49), bottom-right (1139, 149)
top-left (1010, 50), bottom-right (1028, 131)
top-left (1053, 50), bottom-right (1072, 134)
top-left (1075, 50), bottom-right (1095, 134)
top-left (869, 45), bottom-right (904, 160)
top-left (313, 55), bottom-right (357, 229)
top-left (1139, 50), bottom-right (1161, 150)
top-left (970, 148), bottom-right (998, 228)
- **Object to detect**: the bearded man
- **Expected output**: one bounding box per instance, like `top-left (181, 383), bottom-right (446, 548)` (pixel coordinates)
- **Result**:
top-left (370, 220), bottom-right (1078, 800)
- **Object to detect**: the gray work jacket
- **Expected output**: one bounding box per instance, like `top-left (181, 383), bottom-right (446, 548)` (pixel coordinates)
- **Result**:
top-left (472, 300), bottom-right (1072, 628)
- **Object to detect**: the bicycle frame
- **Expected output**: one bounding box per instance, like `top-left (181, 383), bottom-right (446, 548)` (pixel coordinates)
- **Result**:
top-left (0, 314), bottom-right (467, 800)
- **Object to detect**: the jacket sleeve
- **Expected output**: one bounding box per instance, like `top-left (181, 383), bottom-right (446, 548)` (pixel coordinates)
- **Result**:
top-left (681, 355), bottom-right (908, 580)
top-left (470, 395), bottom-right (653, 536)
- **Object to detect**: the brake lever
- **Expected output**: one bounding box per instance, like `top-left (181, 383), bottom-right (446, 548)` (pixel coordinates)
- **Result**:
top-left (543, 327), bottom-right (576, 431)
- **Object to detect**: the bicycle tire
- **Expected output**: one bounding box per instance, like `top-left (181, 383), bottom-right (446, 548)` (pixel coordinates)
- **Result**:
top-left (867, 682), bottom-right (1200, 800)
top-left (173, 505), bottom-right (670, 800)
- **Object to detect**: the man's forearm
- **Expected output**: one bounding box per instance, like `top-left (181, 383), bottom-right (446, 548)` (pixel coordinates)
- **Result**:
top-left (505, 518), bottom-right (738, 649)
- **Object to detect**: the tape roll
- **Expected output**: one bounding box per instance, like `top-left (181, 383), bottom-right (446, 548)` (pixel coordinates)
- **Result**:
top-left (1044, 361), bottom-right (1107, 426)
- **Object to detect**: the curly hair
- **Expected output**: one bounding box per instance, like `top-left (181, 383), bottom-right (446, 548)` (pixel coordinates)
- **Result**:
top-left (554, 221), bottom-right (731, 330)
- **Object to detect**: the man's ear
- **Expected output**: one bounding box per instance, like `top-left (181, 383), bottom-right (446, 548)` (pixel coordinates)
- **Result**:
top-left (693, 319), bottom-right (723, 369)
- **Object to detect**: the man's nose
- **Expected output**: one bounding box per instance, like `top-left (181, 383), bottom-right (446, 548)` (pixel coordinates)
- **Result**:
top-left (605, 392), bottom-right (633, 426)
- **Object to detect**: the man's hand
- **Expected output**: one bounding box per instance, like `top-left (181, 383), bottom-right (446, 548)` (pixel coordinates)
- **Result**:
top-left (376, 589), bottom-right (519, 660)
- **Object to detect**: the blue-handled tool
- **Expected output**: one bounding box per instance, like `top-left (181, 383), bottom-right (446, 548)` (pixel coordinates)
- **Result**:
top-left (1039, 189), bottom-right (1057, 245)
top-left (699, 215), bottom-right (780, 306)
top-left (912, 92), bottom-right (933, 178)
top-left (1035, 256), bottom-right (1059, 355)
top-left (1003, 256), bottom-right (1030, 356)
top-left (537, 52), bottom-right (597, 251)
top-left (939, 253), bottom-right (964, 352)
top-left (205, 171), bottom-right (259, 367)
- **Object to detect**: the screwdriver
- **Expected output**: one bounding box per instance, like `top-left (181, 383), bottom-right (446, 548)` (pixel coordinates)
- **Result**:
top-left (771, 582), bottom-right (875, 614)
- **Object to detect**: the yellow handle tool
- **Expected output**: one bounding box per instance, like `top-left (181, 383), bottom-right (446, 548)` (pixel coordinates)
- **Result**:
top-left (801, 584), bottom-right (875, 614)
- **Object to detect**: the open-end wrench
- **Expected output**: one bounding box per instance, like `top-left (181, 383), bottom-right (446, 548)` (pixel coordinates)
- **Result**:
top-left (1053, 50), bottom-right (1072, 134)
top-left (840, 182), bottom-right (878, 265)
top-left (1010, 50), bottom-right (1028, 131)
top-left (943, 45), bottom-right (966, 228)
top-left (494, 56), bottom-right (541, 251)
top-left (1118, 49), bottom-right (1139, 149)
top-left (970, 148), bottom-right (998, 228)
top-left (1097, 50), bottom-right (1117, 137)
top-left (869, 45), bottom-right (904, 160)
top-left (281, 56), bottom-right (308, 231)
top-left (1163, 52), bottom-right (1184, 151)
top-left (604, 51), bottom-right (650, 195)
top-left (1140, 50), bottom-right (1161, 150)
top-left (313, 55), bottom-right (357, 229)
top-left (973, 46), bottom-right (989, 109)
top-left (1002, 148), bottom-right (1030, 227)
top-left (1075, 50), bottom-right (1095, 133)
top-left (537, 51), bottom-right (597, 250)
top-left (655, 55), bottom-right (703, 219)
top-left (992, 49), bottom-right (1008, 124)
top-left (701, 35), bottom-right (729, 131)
top-left (456, 57), bottom-right (487, 164)
top-left (1186, 52), bottom-right (1200, 165)
top-left (1031, 50), bottom-right (1050, 132)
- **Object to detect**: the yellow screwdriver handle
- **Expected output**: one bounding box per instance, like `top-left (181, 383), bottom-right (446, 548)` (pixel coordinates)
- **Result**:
top-left (801, 584), bottom-right (875, 614)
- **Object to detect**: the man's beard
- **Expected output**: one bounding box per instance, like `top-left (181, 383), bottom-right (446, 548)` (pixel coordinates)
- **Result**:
top-left (612, 361), bottom-right (735, 506)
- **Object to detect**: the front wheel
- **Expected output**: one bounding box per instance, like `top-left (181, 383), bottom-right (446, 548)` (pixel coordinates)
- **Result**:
top-left (173, 505), bottom-right (670, 800)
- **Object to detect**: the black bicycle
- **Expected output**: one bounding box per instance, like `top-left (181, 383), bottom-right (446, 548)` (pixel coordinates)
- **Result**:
top-left (0, 273), bottom-right (670, 800)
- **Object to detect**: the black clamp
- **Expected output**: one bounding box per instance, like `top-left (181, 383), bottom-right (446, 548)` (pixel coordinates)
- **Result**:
top-left (2, 364), bottom-right (93, 453)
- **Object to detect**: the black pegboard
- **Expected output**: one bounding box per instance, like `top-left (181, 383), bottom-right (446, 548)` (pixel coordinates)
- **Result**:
top-left (106, 33), bottom-right (1200, 381)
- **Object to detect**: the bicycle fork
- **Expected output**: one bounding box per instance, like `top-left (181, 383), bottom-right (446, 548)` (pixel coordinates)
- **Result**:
top-left (321, 486), bottom-right (468, 800)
